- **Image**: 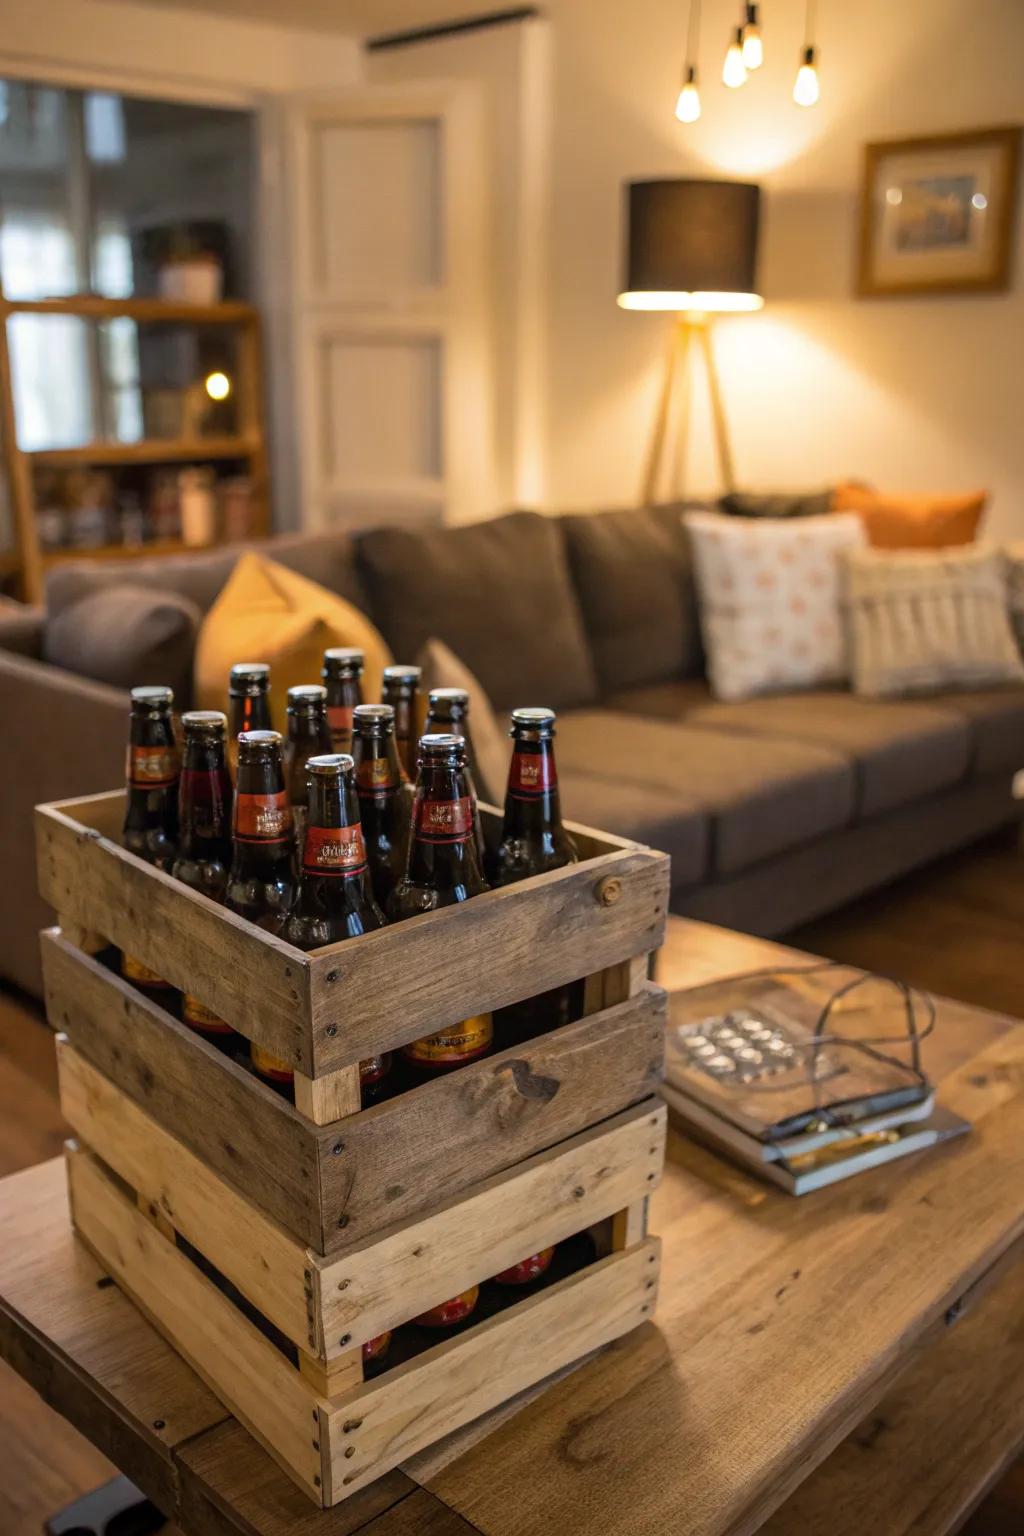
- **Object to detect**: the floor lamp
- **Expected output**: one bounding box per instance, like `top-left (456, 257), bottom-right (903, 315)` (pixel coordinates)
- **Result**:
top-left (617, 179), bottom-right (763, 505)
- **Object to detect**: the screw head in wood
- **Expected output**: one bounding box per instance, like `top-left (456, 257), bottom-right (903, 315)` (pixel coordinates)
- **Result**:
top-left (595, 876), bottom-right (623, 907)
top-left (332, 1141), bottom-right (344, 1155)
top-left (325, 1023), bottom-right (338, 1037)
top-left (339, 1333), bottom-right (351, 1346)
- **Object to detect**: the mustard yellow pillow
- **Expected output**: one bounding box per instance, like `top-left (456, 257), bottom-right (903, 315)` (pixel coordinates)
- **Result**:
top-left (833, 483), bottom-right (986, 548)
top-left (194, 551), bottom-right (391, 715)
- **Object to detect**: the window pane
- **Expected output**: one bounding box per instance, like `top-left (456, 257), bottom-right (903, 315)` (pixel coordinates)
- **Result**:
top-left (0, 82), bottom-right (75, 299)
top-left (8, 313), bottom-right (94, 450)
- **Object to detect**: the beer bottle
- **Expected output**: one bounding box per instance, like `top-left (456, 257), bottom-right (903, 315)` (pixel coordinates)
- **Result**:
top-left (282, 754), bottom-right (393, 1104)
top-left (225, 731), bottom-right (296, 1088)
top-left (172, 712), bottom-right (239, 1052)
top-left (424, 687), bottom-right (487, 869)
top-left (284, 684), bottom-right (332, 845)
top-left (322, 647), bottom-right (364, 754)
top-left (350, 703), bottom-right (413, 909)
top-left (381, 664), bottom-right (421, 781)
top-left (121, 685), bottom-right (179, 997)
top-left (493, 1248), bottom-right (555, 1286)
top-left (227, 662), bottom-right (272, 782)
top-left (362, 1331), bottom-right (392, 1369)
top-left (489, 708), bottom-right (580, 1040)
top-left (412, 1287), bottom-right (480, 1329)
top-left (388, 734), bottom-right (492, 1075)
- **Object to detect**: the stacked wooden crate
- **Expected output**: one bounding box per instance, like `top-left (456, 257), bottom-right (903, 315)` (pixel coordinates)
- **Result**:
top-left (35, 787), bottom-right (670, 1507)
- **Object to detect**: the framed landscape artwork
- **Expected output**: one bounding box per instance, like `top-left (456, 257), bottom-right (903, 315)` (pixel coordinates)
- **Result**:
top-left (858, 126), bottom-right (1021, 296)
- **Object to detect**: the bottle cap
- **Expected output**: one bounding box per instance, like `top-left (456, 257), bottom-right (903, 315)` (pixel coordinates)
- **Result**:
top-left (307, 753), bottom-right (355, 777)
top-left (229, 662), bottom-right (270, 693)
top-left (353, 703), bottom-right (395, 729)
top-left (510, 707), bottom-right (556, 737)
top-left (130, 685), bottom-right (174, 710)
top-left (237, 729), bottom-right (282, 755)
top-left (181, 710), bottom-right (227, 734)
top-left (418, 732), bottom-right (465, 763)
top-left (383, 664), bottom-right (422, 686)
top-left (322, 648), bottom-right (364, 676)
top-left (287, 684), bottom-right (328, 708)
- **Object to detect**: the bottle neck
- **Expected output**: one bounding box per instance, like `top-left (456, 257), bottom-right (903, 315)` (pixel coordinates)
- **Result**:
top-left (178, 741), bottom-right (232, 860)
top-left (502, 736), bottom-right (564, 836)
top-left (407, 762), bottom-right (486, 894)
top-left (232, 756), bottom-right (293, 869)
top-left (229, 692), bottom-right (271, 735)
top-left (301, 778), bottom-right (368, 882)
top-left (352, 729), bottom-right (403, 808)
top-left (383, 685), bottom-right (417, 777)
top-left (125, 714), bottom-right (179, 828)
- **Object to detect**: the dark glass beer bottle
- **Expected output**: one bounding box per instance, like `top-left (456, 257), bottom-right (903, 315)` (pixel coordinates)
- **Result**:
top-left (227, 662), bottom-right (272, 782)
top-left (424, 686), bottom-right (487, 868)
top-left (350, 703), bottom-right (413, 909)
top-left (322, 647), bottom-right (364, 754)
top-left (284, 684), bottom-right (332, 845)
top-left (388, 734), bottom-right (492, 1075)
top-left (490, 708), bottom-right (580, 1040)
top-left (172, 712), bottom-right (239, 1051)
top-left (121, 685), bottom-right (179, 996)
top-left (381, 664), bottom-right (422, 781)
top-left (493, 1248), bottom-right (555, 1286)
top-left (225, 731), bottom-right (296, 1088)
top-left (412, 1287), bottom-right (480, 1329)
top-left (282, 754), bottom-right (393, 1104)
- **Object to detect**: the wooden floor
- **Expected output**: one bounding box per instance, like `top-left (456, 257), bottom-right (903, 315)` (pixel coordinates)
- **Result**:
top-left (1, 827), bottom-right (1022, 1533)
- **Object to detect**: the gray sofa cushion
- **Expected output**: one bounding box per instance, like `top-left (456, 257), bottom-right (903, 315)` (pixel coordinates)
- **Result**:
top-left (719, 489), bottom-right (833, 519)
top-left (924, 687), bottom-right (1024, 776)
top-left (45, 531), bottom-right (368, 620)
top-left (560, 506), bottom-right (703, 694)
top-left (559, 770), bottom-right (709, 887)
top-left (43, 584), bottom-right (202, 706)
top-left (358, 511), bottom-right (598, 712)
top-left (555, 711), bottom-right (854, 876)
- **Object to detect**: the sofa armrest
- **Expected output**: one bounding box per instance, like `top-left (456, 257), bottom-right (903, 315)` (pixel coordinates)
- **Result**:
top-left (0, 602), bottom-right (45, 660)
top-left (0, 650), bottom-right (128, 995)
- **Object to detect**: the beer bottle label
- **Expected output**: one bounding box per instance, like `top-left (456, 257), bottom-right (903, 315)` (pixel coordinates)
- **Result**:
top-left (251, 1042), bottom-right (294, 1084)
top-left (356, 756), bottom-right (396, 799)
top-left (413, 1287), bottom-right (480, 1328)
top-left (414, 794), bottom-right (473, 844)
top-left (359, 1052), bottom-right (392, 1088)
top-left (328, 705), bottom-right (354, 752)
top-left (121, 952), bottom-right (172, 988)
top-left (302, 822), bottom-right (368, 876)
top-left (126, 743), bottom-right (179, 789)
top-left (179, 768), bottom-right (230, 838)
top-left (402, 1013), bottom-right (492, 1069)
top-left (508, 751), bottom-right (557, 800)
top-left (494, 1247), bottom-right (555, 1286)
top-left (182, 993), bottom-right (234, 1036)
top-left (234, 789), bottom-right (292, 843)
top-left (362, 1330), bottom-right (392, 1363)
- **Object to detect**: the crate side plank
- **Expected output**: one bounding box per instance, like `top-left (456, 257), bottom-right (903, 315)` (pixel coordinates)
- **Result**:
top-left (318, 983), bottom-right (668, 1249)
top-left (306, 846), bottom-right (670, 1073)
top-left (65, 1145), bottom-right (327, 1505)
top-left (41, 930), bottom-right (324, 1251)
top-left (313, 1099), bottom-right (666, 1353)
top-left (56, 1039), bottom-right (316, 1353)
top-left (324, 1238), bottom-right (661, 1500)
top-left (36, 801), bottom-right (313, 1071)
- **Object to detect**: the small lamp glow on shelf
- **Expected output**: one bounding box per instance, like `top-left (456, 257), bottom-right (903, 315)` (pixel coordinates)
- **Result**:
top-left (722, 26), bottom-right (748, 88)
top-left (675, 65), bottom-right (701, 123)
top-left (741, 4), bottom-right (763, 69)
top-left (793, 45), bottom-right (820, 106)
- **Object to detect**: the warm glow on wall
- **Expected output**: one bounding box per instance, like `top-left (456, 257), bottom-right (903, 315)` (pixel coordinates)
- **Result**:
top-left (617, 290), bottom-right (763, 313)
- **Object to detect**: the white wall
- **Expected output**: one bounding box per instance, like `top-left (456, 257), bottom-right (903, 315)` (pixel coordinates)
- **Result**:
top-left (542, 0), bottom-right (1024, 538)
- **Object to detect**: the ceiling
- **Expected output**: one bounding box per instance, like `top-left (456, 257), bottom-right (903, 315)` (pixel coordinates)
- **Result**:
top-left (125, 0), bottom-right (514, 39)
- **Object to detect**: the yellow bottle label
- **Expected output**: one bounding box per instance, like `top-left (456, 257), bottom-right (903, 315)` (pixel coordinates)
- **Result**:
top-left (122, 953), bottom-right (171, 988)
top-left (251, 1041), bottom-right (294, 1084)
top-left (183, 994), bottom-right (234, 1036)
top-left (402, 1014), bottom-right (493, 1069)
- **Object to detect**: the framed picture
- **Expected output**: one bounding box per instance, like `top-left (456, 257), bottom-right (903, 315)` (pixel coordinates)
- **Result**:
top-left (858, 126), bottom-right (1021, 296)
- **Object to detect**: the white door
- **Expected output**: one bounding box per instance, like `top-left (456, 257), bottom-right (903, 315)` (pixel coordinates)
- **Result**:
top-left (264, 82), bottom-right (495, 533)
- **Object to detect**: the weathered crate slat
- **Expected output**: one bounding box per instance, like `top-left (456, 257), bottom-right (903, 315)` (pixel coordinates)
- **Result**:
top-left (43, 930), bottom-right (667, 1253)
top-left (67, 1143), bottom-right (661, 1507)
top-left (36, 790), bottom-right (670, 1080)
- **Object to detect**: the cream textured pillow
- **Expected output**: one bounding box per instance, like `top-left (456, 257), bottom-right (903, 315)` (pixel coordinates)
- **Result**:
top-left (683, 510), bottom-right (866, 702)
top-left (844, 545), bottom-right (1024, 698)
top-left (1007, 543), bottom-right (1024, 656)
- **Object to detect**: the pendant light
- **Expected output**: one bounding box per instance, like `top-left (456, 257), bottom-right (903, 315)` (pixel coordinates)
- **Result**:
top-left (793, 0), bottom-right (820, 106)
top-left (722, 25), bottom-right (748, 88)
top-left (674, 0), bottom-right (702, 124)
top-left (741, 4), bottom-right (763, 69)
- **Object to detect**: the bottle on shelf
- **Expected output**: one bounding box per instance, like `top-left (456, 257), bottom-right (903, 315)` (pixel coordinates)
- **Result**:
top-left (227, 662), bottom-right (272, 782)
top-left (424, 686), bottom-right (488, 869)
top-left (493, 1248), bottom-right (556, 1286)
top-left (388, 734), bottom-right (492, 1077)
top-left (381, 665), bottom-right (422, 782)
top-left (121, 685), bottom-right (180, 998)
top-left (350, 703), bottom-right (414, 910)
top-left (283, 684), bottom-right (332, 845)
top-left (322, 648), bottom-right (365, 754)
top-left (171, 711), bottom-right (239, 1052)
top-left (412, 1287), bottom-right (480, 1329)
top-left (488, 708), bottom-right (581, 1042)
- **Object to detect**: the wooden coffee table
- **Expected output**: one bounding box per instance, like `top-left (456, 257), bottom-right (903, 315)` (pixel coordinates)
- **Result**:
top-left (1, 917), bottom-right (1022, 1536)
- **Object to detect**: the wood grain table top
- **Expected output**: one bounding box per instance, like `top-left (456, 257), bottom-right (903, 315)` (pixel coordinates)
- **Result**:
top-left (2, 917), bottom-right (1022, 1536)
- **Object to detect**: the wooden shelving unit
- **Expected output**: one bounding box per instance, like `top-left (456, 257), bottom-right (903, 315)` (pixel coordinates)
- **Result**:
top-left (0, 291), bottom-right (270, 603)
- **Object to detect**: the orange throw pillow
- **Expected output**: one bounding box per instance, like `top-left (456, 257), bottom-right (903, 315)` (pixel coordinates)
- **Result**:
top-left (832, 483), bottom-right (986, 549)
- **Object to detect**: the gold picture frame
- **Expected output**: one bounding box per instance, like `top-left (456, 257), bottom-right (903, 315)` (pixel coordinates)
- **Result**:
top-left (858, 126), bottom-right (1021, 297)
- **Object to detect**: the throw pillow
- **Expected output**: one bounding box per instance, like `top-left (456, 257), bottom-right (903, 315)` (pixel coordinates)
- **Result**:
top-left (1007, 543), bottom-right (1024, 656)
top-left (194, 551), bottom-right (391, 715)
top-left (416, 637), bottom-right (509, 804)
top-left (719, 488), bottom-right (834, 520)
top-left (844, 545), bottom-right (1024, 698)
top-left (357, 511), bottom-right (598, 712)
top-left (683, 510), bottom-right (866, 702)
top-left (44, 585), bottom-right (202, 705)
top-left (833, 483), bottom-right (986, 548)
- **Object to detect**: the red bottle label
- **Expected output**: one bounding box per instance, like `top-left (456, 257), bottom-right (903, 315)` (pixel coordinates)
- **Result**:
top-left (251, 1042), bottom-right (294, 1084)
top-left (234, 790), bottom-right (292, 843)
top-left (362, 1330), bottom-right (392, 1363)
top-left (494, 1247), bottom-right (555, 1286)
top-left (126, 743), bottom-right (179, 789)
top-left (414, 794), bottom-right (473, 843)
top-left (328, 705), bottom-right (354, 752)
top-left (508, 750), bottom-right (556, 800)
top-left (356, 756), bottom-right (397, 799)
top-left (183, 994), bottom-right (234, 1036)
top-left (302, 822), bottom-right (367, 876)
top-left (413, 1287), bottom-right (480, 1328)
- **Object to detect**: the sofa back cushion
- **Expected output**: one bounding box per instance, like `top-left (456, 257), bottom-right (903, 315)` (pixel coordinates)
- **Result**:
top-left (43, 584), bottom-right (201, 706)
top-left (358, 511), bottom-right (598, 711)
top-left (560, 505), bottom-right (704, 694)
top-left (45, 531), bottom-right (369, 621)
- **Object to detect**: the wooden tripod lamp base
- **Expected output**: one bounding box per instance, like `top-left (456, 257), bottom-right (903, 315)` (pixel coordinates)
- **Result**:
top-left (640, 316), bottom-right (736, 507)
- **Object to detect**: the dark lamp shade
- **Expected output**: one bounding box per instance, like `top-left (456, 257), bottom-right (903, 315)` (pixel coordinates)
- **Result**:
top-left (618, 179), bottom-right (763, 313)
